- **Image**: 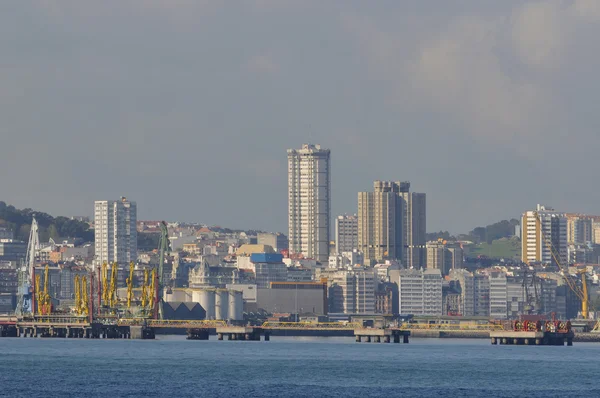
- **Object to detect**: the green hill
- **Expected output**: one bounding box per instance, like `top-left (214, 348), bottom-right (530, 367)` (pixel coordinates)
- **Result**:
top-left (0, 201), bottom-right (93, 242)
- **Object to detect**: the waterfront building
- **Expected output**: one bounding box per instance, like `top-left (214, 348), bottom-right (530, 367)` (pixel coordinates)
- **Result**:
top-left (94, 197), bottom-right (137, 268)
top-left (335, 214), bottom-right (358, 254)
top-left (398, 268), bottom-right (442, 315)
top-left (287, 144), bottom-right (331, 263)
top-left (256, 281), bottom-right (328, 315)
top-left (449, 269), bottom-right (490, 317)
top-left (521, 204), bottom-right (567, 266)
top-left (318, 267), bottom-right (376, 314)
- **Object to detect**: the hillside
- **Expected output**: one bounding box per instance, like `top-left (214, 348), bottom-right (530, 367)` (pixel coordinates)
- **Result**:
top-left (0, 201), bottom-right (93, 242)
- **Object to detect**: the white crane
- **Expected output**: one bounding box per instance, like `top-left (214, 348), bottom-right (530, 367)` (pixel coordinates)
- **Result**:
top-left (15, 216), bottom-right (39, 317)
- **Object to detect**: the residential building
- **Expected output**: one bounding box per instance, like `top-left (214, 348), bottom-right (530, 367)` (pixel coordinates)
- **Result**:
top-left (426, 240), bottom-right (464, 275)
top-left (398, 268), bottom-right (442, 315)
top-left (358, 181), bottom-right (403, 265)
top-left (319, 267), bottom-right (376, 314)
top-left (567, 216), bottom-right (593, 245)
top-left (398, 183), bottom-right (427, 268)
top-left (521, 204), bottom-right (567, 266)
top-left (0, 240), bottom-right (27, 262)
top-left (335, 214), bottom-right (358, 254)
top-left (489, 271), bottom-right (508, 319)
top-left (257, 233), bottom-right (289, 253)
top-left (328, 250), bottom-right (364, 269)
top-left (94, 197), bottom-right (137, 268)
top-left (0, 228), bottom-right (12, 240)
top-left (287, 144), bottom-right (331, 263)
top-left (449, 270), bottom-right (490, 317)
top-left (251, 253), bottom-right (288, 288)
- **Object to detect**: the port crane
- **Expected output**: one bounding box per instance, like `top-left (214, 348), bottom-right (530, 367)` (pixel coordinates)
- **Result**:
top-left (154, 221), bottom-right (170, 319)
top-left (533, 211), bottom-right (589, 319)
top-left (15, 216), bottom-right (39, 317)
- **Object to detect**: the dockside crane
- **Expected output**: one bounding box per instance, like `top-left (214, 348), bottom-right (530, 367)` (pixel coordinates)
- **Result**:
top-left (534, 211), bottom-right (589, 319)
top-left (16, 216), bottom-right (39, 318)
top-left (126, 261), bottom-right (134, 309)
top-left (154, 221), bottom-right (170, 320)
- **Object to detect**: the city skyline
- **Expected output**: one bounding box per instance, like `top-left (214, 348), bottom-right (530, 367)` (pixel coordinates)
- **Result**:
top-left (2, 2), bottom-right (600, 234)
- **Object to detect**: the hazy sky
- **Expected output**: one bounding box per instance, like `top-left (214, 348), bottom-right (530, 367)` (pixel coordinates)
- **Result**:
top-left (2, 1), bottom-right (600, 234)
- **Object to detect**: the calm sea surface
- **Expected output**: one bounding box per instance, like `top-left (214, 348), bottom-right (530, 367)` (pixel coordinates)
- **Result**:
top-left (0, 336), bottom-right (598, 397)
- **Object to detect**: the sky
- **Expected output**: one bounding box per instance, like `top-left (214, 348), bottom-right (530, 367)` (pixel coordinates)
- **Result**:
top-left (2, 1), bottom-right (600, 235)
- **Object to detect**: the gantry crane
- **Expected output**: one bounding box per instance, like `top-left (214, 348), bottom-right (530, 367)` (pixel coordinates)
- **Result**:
top-left (533, 211), bottom-right (589, 319)
top-left (109, 262), bottom-right (118, 308)
top-left (16, 216), bottom-right (39, 317)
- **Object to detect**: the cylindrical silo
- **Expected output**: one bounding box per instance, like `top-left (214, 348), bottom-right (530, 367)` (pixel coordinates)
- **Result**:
top-left (215, 289), bottom-right (229, 320)
top-left (228, 290), bottom-right (243, 321)
top-left (195, 289), bottom-right (215, 320)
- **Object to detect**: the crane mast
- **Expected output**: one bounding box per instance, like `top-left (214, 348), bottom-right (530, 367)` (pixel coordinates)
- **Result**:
top-left (155, 221), bottom-right (170, 320)
top-left (16, 216), bottom-right (39, 318)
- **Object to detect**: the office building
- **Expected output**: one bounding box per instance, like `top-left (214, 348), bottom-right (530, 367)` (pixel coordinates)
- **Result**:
top-left (287, 144), bottom-right (331, 263)
top-left (521, 204), bottom-right (567, 266)
top-left (94, 197), bottom-right (137, 268)
top-left (335, 214), bottom-right (358, 254)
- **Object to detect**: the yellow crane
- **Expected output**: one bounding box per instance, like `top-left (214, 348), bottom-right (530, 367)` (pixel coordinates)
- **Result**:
top-left (109, 262), bottom-right (118, 308)
top-left (81, 276), bottom-right (89, 316)
top-left (74, 275), bottom-right (81, 315)
top-left (101, 262), bottom-right (109, 305)
top-left (35, 274), bottom-right (42, 316)
top-left (534, 211), bottom-right (589, 319)
top-left (141, 269), bottom-right (148, 309)
top-left (126, 262), bottom-right (134, 309)
top-left (41, 265), bottom-right (51, 315)
top-left (148, 268), bottom-right (156, 313)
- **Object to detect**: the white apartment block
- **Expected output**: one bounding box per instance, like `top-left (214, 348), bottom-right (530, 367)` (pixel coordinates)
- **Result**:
top-left (521, 204), bottom-right (567, 266)
top-left (94, 197), bottom-right (137, 268)
top-left (288, 144), bottom-right (331, 263)
top-left (335, 214), bottom-right (358, 254)
top-left (489, 271), bottom-right (508, 319)
top-left (398, 268), bottom-right (442, 315)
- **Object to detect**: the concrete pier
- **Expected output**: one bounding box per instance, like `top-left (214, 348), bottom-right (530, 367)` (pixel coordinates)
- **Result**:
top-left (490, 331), bottom-right (574, 346)
top-left (215, 326), bottom-right (265, 341)
top-left (354, 329), bottom-right (410, 344)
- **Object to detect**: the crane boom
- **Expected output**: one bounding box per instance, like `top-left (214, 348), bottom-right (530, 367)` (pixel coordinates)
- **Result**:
top-left (156, 221), bottom-right (170, 320)
top-left (15, 216), bottom-right (39, 317)
top-left (533, 211), bottom-right (589, 318)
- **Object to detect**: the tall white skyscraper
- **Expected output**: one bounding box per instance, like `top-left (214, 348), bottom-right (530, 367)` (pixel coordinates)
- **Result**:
top-left (521, 204), bottom-right (567, 266)
top-left (94, 197), bottom-right (137, 268)
top-left (288, 144), bottom-right (331, 263)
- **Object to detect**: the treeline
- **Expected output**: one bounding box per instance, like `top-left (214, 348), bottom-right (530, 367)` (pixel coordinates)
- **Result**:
top-left (0, 201), bottom-right (94, 242)
top-left (426, 219), bottom-right (520, 244)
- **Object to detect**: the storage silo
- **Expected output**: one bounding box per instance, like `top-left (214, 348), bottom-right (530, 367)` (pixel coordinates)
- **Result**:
top-left (194, 289), bottom-right (215, 320)
top-left (215, 289), bottom-right (229, 320)
top-left (228, 290), bottom-right (243, 321)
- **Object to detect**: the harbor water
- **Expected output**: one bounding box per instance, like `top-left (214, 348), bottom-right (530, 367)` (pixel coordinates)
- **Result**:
top-left (1, 336), bottom-right (599, 397)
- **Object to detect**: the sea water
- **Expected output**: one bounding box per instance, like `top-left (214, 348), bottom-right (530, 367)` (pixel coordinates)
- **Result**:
top-left (0, 336), bottom-right (598, 397)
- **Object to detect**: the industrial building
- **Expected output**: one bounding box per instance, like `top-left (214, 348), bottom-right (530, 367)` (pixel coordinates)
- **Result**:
top-left (163, 288), bottom-right (243, 321)
top-left (256, 281), bottom-right (328, 315)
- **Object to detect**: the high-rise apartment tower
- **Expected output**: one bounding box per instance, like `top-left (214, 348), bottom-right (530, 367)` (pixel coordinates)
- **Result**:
top-left (94, 197), bottom-right (137, 268)
top-left (288, 144), bottom-right (331, 263)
